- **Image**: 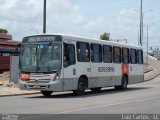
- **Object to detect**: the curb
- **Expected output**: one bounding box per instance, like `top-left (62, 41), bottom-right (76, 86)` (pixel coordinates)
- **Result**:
top-left (144, 69), bottom-right (153, 73)
top-left (144, 68), bottom-right (160, 82)
top-left (0, 92), bottom-right (40, 97)
top-left (145, 73), bottom-right (160, 82)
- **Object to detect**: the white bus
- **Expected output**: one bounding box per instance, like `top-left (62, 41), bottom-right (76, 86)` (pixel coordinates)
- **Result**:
top-left (19, 34), bottom-right (144, 96)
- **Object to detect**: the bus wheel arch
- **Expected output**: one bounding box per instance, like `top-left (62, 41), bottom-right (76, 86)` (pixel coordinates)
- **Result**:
top-left (123, 74), bottom-right (128, 84)
top-left (79, 75), bottom-right (88, 88)
top-left (115, 74), bottom-right (128, 90)
top-left (73, 75), bottom-right (88, 95)
top-left (122, 74), bottom-right (128, 89)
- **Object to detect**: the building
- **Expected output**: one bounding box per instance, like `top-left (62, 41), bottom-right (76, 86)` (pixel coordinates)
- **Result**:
top-left (0, 33), bottom-right (21, 73)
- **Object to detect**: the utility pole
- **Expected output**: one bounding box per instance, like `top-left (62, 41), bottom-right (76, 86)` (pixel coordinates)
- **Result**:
top-left (142, 12), bottom-right (144, 47)
top-left (43, 0), bottom-right (46, 33)
top-left (138, 30), bottom-right (140, 46)
top-left (146, 25), bottom-right (149, 64)
top-left (140, 0), bottom-right (143, 46)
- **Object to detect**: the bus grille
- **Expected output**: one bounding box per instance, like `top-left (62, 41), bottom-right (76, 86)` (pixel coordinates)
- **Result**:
top-left (27, 79), bottom-right (50, 83)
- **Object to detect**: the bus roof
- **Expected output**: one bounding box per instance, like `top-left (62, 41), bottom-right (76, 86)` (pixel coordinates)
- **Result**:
top-left (24, 33), bottom-right (142, 50)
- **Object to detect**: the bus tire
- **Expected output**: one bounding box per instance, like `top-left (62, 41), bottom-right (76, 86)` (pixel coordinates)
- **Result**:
top-left (90, 87), bottom-right (101, 92)
top-left (73, 78), bottom-right (86, 96)
top-left (41, 91), bottom-right (53, 96)
top-left (115, 76), bottom-right (128, 90)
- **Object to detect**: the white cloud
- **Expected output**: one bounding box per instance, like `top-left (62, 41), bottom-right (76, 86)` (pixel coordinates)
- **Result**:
top-left (117, 8), bottom-right (139, 31)
top-left (0, 0), bottom-right (87, 40)
top-left (0, 0), bottom-right (159, 47)
top-left (116, 8), bottom-right (159, 46)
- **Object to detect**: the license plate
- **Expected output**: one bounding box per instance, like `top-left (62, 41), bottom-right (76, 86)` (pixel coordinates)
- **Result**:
top-left (33, 85), bottom-right (40, 88)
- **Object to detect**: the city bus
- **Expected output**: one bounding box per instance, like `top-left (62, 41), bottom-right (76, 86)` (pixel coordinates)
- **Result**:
top-left (19, 34), bottom-right (144, 96)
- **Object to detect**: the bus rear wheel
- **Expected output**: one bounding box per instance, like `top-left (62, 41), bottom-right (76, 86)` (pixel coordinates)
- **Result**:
top-left (41, 91), bottom-right (53, 97)
top-left (73, 78), bottom-right (86, 96)
top-left (90, 87), bottom-right (101, 92)
top-left (115, 76), bottom-right (128, 90)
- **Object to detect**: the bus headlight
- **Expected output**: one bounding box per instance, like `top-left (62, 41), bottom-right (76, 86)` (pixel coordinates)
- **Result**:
top-left (53, 71), bottom-right (61, 81)
top-left (20, 73), bottom-right (30, 82)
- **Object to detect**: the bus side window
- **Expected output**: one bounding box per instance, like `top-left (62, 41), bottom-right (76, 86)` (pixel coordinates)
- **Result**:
top-left (130, 49), bottom-right (137, 64)
top-left (76, 42), bottom-right (90, 62)
top-left (122, 48), bottom-right (129, 64)
top-left (91, 44), bottom-right (102, 63)
top-left (137, 50), bottom-right (143, 64)
top-left (113, 47), bottom-right (121, 63)
top-left (64, 43), bottom-right (76, 68)
top-left (103, 45), bottom-right (112, 63)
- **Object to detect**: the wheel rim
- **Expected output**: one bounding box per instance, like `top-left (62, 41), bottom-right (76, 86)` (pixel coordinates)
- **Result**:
top-left (79, 82), bottom-right (85, 92)
top-left (123, 78), bottom-right (127, 88)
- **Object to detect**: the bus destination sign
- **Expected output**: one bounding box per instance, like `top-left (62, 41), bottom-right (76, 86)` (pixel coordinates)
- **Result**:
top-left (23, 35), bottom-right (62, 43)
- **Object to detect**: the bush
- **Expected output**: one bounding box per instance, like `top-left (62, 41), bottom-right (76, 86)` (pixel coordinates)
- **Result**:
top-left (0, 28), bottom-right (8, 33)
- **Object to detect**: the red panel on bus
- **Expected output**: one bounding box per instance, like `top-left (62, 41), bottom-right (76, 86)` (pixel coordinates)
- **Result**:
top-left (122, 64), bottom-right (129, 75)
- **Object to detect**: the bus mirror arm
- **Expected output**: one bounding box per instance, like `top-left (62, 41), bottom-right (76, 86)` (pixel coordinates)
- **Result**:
top-left (16, 43), bottom-right (21, 55)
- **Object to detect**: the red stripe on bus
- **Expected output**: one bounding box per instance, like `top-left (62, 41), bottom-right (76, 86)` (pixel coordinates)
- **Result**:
top-left (122, 64), bottom-right (129, 75)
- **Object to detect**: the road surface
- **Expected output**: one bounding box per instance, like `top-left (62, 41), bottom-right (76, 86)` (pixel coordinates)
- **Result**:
top-left (0, 76), bottom-right (160, 115)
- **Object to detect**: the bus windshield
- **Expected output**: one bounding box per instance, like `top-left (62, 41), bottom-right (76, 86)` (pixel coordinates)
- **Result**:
top-left (20, 42), bottom-right (62, 73)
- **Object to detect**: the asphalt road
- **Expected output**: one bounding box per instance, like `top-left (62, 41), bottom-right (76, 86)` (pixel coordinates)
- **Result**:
top-left (0, 76), bottom-right (160, 115)
top-left (0, 57), bottom-right (160, 120)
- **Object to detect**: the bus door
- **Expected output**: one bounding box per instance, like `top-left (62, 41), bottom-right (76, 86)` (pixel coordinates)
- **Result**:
top-left (63, 40), bottom-right (77, 91)
top-left (75, 42), bottom-right (91, 88)
top-left (74, 41), bottom-right (91, 89)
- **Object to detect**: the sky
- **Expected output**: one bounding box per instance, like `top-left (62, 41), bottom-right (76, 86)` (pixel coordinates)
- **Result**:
top-left (0, 0), bottom-right (159, 48)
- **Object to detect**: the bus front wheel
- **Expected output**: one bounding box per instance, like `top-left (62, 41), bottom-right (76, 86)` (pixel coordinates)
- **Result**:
top-left (73, 78), bottom-right (86, 96)
top-left (41, 91), bottom-right (53, 97)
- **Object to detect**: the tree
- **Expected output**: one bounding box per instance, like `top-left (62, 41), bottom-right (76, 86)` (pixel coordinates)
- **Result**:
top-left (100, 32), bottom-right (110, 40)
top-left (0, 28), bottom-right (8, 33)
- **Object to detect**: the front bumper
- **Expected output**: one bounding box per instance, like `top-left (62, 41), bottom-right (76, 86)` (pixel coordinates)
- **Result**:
top-left (19, 80), bottom-right (63, 92)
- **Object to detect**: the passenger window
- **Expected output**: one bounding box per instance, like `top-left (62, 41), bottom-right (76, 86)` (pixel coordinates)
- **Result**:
top-left (137, 50), bottom-right (143, 64)
top-left (103, 45), bottom-right (112, 63)
top-left (91, 44), bottom-right (102, 63)
top-left (130, 49), bottom-right (137, 64)
top-left (77, 42), bottom-right (90, 62)
top-left (113, 47), bottom-right (121, 63)
top-left (122, 48), bottom-right (129, 64)
top-left (64, 43), bottom-right (76, 67)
